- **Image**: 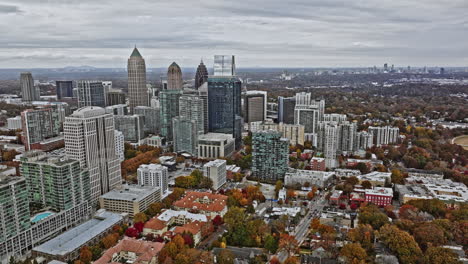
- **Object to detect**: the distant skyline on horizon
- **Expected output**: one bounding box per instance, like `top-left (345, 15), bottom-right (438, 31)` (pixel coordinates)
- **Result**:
top-left (1, 0), bottom-right (467, 68)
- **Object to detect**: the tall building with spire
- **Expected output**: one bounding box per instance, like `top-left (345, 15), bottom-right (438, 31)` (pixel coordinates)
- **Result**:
top-left (194, 60), bottom-right (208, 89)
top-left (127, 47), bottom-right (148, 112)
top-left (167, 62), bottom-right (183, 90)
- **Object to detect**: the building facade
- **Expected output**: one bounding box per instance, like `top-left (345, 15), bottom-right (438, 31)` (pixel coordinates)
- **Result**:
top-left (207, 76), bottom-right (242, 149)
top-left (0, 175), bottom-right (30, 242)
top-left (197, 133), bottom-right (235, 159)
top-left (173, 117), bottom-right (198, 155)
top-left (20, 151), bottom-right (90, 211)
top-left (243, 91), bottom-right (267, 123)
top-left (137, 164), bottom-right (168, 195)
top-left (55, 81), bottom-right (74, 99)
top-left (179, 94), bottom-right (206, 134)
top-left (77, 81), bottom-right (106, 108)
top-left (114, 130), bottom-right (125, 162)
top-left (21, 108), bottom-right (61, 151)
top-left (167, 62), bottom-right (183, 90)
top-left (213, 55), bottom-right (235, 76)
top-left (252, 130), bottom-right (289, 182)
top-left (114, 115), bottom-right (145, 143)
top-left (368, 126), bottom-right (399, 146)
top-left (128, 47), bottom-right (148, 112)
top-left (99, 186), bottom-right (161, 217)
top-left (278, 96), bottom-right (295, 124)
top-left (20, 72), bottom-right (39, 102)
top-left (64, 107), bottom-right (121, 202)
top-left (203, 159), bottom-right (227, 190)
top-left (195, 60), bottom-right (208, 89)
top-left (134, 106), bottom-right (160, 135)
top-left (160, 90), bottom-right (182, 142)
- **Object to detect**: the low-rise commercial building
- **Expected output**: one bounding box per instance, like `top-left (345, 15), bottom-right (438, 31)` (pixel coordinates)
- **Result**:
top-left (32, 210), bottom-right (127, 263)
top-left (309, 157), bottom-right (326, 171)
top-left (284, 169), bottom-right (334, 188)
top-left (7, 116), bottom-right (21, 130)
top-left (363, 187), bottom-right (393, 207)
top-left (406, 168), bottom-right (444, 179)
top-left (357, 171), bottom-right (391, 187)
top-left (99, 185), bottom-right (161, 217)
top-left (197, 133), bottom-right (235, 159)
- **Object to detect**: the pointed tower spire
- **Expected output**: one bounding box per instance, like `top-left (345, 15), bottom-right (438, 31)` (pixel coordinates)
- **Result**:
top-left (130, 46), bottom-right (142, 57)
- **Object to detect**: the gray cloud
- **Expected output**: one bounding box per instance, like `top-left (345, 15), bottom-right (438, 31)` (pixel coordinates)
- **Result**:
top-left (0, 0), bottom-right (467, 68)
top-left (0, 4), bottom-right (21, 13)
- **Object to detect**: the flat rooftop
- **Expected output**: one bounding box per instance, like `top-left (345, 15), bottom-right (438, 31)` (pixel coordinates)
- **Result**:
top-left (198, 133), bottom-right (234, 141)
top-left (100, 185), bottom-right (160, 202)
top-left (33, 210), bottom-right (123, 256)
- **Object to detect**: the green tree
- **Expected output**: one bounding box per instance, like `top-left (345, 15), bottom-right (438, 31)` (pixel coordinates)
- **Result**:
top-left (133, 212), bottom-right (148, 223)
top-left (264, 234), bottom-right (278, 253)
top-left (358, 205), bottom-right (389, 230)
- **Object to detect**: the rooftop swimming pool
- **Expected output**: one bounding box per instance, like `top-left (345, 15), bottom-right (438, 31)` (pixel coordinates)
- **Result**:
top-left (31, 211), bottom-right (54, 223)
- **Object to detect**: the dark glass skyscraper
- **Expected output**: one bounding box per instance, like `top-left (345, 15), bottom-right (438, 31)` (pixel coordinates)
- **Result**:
top-left (207, 76), bottom-right (242, 149)
top-left (56, 81), bottom-right (73, 99)
top-left (278, 96), bottom-right (296, 124)
top-left (194, 60), bottom-right (208, 89)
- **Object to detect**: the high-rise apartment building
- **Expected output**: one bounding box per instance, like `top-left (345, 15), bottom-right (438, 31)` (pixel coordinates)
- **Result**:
top-left (167, 62), bottom-right (183, 90)
top-left (179, 94), bottom-right (205, 134)
top-left (252, 130), bottom-right (289, 182)
top-left (203, 159), bottom-right (227, 190)
top-left (316, 122), bottom-right (340, 168)
top-left (134, 106), bottom-right (160, 135)
top-left (339, 121), bottom-right (357, 153)
top-left (0, 175), bottom-right (30, 242)
top-left (20, 72), bottom-right (40, 102)
top-left (137, 164), bottom-right (168, 195)
top-left (159, 90), bottom-right (182, 141)
top-left (172, 117), bottom-right (198, 155)
top-left (278, 96), bottom-right (296, 124)
top-left (355, 131), bottom-right (373, 150)
top-left (214, 55), bottom-right (236, 76)
top-left (128, 47), bottom-right (148, 112)
top-left (207, 76), bottom-right (242, 149)
top-left (115, 130), bottom-right (125, 162)
top-left (195, 60), bottom-right (208, 89)
top-left (249, 121), bottom-right (305, 146)
top-left (20, 151), bottom-right (91, 211)
top-left (243, 91), bottom-right (267, 123)
top-left (114, 115), bottom-right (145, 143)
top-left (77, 80), bottom-right (106, 107)
top-left (55, 81), bottom-right (74, 99)
top-left (21, 108), bottom-right (61, 151)
top-left (368, 126), bottom-right (400, 146)
top-left (63, 107), bottom-right (121, 202)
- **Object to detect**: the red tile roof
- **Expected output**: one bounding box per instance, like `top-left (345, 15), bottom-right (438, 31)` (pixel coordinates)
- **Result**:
top-left (173, 191), bottom-right (227, 212)
top-left (94, 237), bottom-right (164, 264)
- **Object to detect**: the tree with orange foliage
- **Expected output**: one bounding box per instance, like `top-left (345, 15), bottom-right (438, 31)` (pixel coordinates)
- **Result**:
top-left (278, 234), bottom-right (299, 257)
top-left (286, 189), bottom-right (296, 199)
top-left (269, 256), bottom-right (281, 264)
top-left (283, 256), bottom-right (299, 264)
top-left (79, 246), bottom-right (92, 264)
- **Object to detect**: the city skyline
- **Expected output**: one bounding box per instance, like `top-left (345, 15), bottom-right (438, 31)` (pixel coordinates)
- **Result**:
top-left (0, 0), bottom-right (467, 68)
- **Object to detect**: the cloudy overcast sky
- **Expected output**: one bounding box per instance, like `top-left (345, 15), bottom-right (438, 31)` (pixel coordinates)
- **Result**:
top-left (0, 0), bottom-right (467, 68)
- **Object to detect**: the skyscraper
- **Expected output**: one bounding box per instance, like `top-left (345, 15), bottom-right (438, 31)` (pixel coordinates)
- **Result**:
top-left (128, 47), bottom-right (148, 112)
top-left (77, 80), bottom-right (106, 107)
top-left (214, 55), bottom-right (236, 76)
top-left (20, 72), bottom-right (40, 102)
top-left (179, 94), bottom-right (205, 134)
top-left (114, 115), bottom-right (145, 143)
top-left (252, 130), bottom-right (289, 182)
top-left (243, 90), bottom-right (267, 123)
top-left (278, 96), bottom-right (296, 124)
top-left (159, 89), bottom-right (182, 141)
top-left (20, 151), bottom-right (91, 211)
top-left (208, 75), bottom-right (242, 149)
top-left (167, 62), bottom-right (183, 90)
top-left (0, 175), bottom-right (30, 242)
top-left (172, 117), bottom-right (198, 155)
top-left (55, 81), bottom-right (74, 99)
top-left (134, 106), bottom-right (160, 135)
top-left (21, 108), bottom-right (61, 151)
top-left (63, 107), bottom-right (121, 202)
top-left (195, 60), bottom-right (208, 89)
top-left (316, 122), bottom-right (339, 168)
